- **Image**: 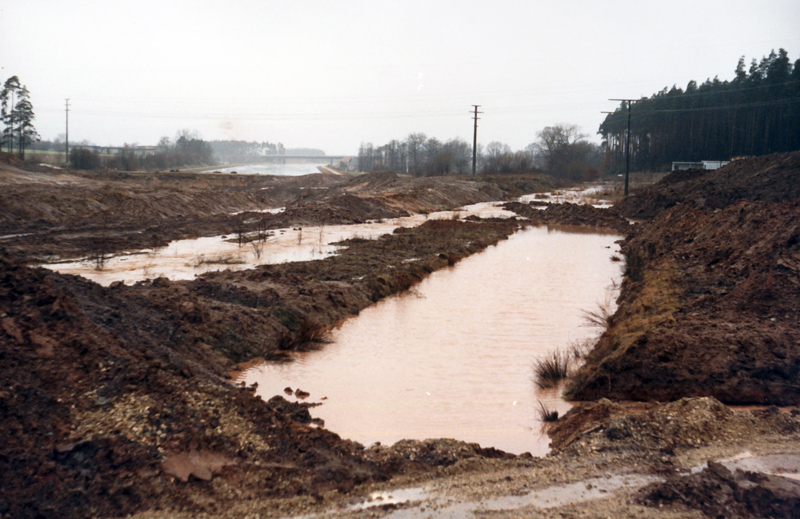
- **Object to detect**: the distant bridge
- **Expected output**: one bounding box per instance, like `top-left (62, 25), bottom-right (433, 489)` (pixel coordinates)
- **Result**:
top-left (257, 155), bottom-right (351, 165)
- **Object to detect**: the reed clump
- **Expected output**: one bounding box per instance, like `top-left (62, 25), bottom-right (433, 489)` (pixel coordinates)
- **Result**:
top-left (536, 401), bottom-right (559, 422)
top-left (532, 349), bottom-right (571, 390)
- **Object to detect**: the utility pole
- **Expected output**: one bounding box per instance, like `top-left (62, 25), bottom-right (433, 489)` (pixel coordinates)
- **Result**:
top-left (471, 105), bottom-right (482, 175)
top-left (608, 99), bottom-right (636, 196)
top-left (65, 99), bottom-right (70, 163)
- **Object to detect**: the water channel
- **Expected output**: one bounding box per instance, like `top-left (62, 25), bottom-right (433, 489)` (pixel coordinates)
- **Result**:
top-left (238, 224), bottom-right (623, 455)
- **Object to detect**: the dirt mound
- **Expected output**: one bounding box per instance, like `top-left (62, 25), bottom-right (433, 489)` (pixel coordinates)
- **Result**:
top-left (616, 152), bottom-right (800, 220)
top-left (567, 199), bottom-right (800, 405)
top-left (366, 438), bottom-right (514, 472)
top-left (551, 397), bottom-right (798, 454)
top-left (0, 253), bottom-right (391, 518)
top-left (638, 461), bottom-right (800, 519)
top-left (342, 170), bottom-right (400, 191)
top-left (275, 193), bottom-right (409, 226)
top-left (504, 201), bottom-right (632, 234)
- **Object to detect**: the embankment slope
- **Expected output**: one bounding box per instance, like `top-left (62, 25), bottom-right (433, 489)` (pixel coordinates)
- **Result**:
top-left (567, 152), bottom-right (800, 405)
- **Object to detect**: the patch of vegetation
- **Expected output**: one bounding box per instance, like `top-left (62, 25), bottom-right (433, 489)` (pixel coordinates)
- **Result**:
top-left (277, 319), bottom-right (332, 351)
top-left (532, 349), bottom-right (571, 390)
top-left (191, 254), bottom-right (245, 266)
top-left (565, 259), bottom-right (682, 398)
top-left (536, 401), bottom-right (559, 423)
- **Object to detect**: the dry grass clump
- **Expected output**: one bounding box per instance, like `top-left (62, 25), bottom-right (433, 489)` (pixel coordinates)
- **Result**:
top-left (532, 349), bottom-right (571, 389)
top-left (278, 320), bottom-right (333, 351)
top-left (581, 291), bottom-right (615, 329)
top-left (536, 401), bottom-right (559, 423)
top-left (566, 338), bottom-right (594, 363)
top-left (533, 338), bottom-right (598, 391)
top-left (192, 254), bottom-right (246, 266)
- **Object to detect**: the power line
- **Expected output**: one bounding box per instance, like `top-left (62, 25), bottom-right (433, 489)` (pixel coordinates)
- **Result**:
top-left (642, 79), bottom-right (800, 100)
top-left (65, 99), bottom-right (70, 162)
top-left (602, 97), bottom-right (800, 121)
top-left (471, 105), bottom-right (482, 175)
top-left (608, 99), bottom-right (637, 196)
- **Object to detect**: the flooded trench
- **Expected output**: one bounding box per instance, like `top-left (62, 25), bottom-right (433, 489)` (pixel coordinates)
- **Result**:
top-left (43, 185), bottom-right (623, 454)
top-left (239, 224), bottom-right (623, 455)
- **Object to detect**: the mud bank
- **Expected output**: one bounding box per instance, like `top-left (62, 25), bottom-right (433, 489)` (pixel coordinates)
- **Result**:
top-left (567, 153), bottom-right (800, 405)
top-left (503, 200), bottom-right (633, 234)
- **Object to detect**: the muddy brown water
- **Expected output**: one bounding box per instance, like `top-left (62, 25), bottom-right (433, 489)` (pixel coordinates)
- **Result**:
top-left (43, 202), bottom-right (518, 285)
top-left (239, 225), bottom-right (623, 455)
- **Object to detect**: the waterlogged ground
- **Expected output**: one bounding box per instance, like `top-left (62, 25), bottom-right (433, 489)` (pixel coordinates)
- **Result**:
top-left (41, 184), bottom-right (614, 286)
top-left (42, 201), bottom-right (518, 285)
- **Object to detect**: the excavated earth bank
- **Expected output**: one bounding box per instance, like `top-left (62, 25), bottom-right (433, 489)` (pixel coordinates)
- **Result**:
top-left (567, 152), bottom-right (800, 406)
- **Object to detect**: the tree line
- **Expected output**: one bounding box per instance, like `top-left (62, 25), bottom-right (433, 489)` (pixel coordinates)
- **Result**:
top-left (600, 48), bottom-right (800, 172)
top-left (69, 130), bottom-right (214, 171)
top-left (358, 126), bottom-right (602, 181)
top-left (1, 76), bottom-right (40, 159)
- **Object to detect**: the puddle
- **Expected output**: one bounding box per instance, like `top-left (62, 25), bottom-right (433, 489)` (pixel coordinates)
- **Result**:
top-left (0, 232), bottom-right (33, 241)
top-left (228, 207), bottom-right (286, 216)
top-left (694, 452), bottom-right (800, 481)
top-left (215, 163), bottom-right (329, 176)
top-left (239, 225), bottom-right (623, 455)
top-left (348, 488), bottom-right (431, 512)
top-left (391, 475), bottom-right (661, 518)
top-left (298, 474), bottom-right (661, 518)
top-left (518, 183), bottom-right (616, 208)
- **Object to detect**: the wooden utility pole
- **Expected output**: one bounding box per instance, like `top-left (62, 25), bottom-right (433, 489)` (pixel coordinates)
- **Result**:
top-left (609, 99), bottom-right (636, 196)
top-left (65, 99), bottom-right (70, 163)
top-left (471, 105), bottom-right (482, 175)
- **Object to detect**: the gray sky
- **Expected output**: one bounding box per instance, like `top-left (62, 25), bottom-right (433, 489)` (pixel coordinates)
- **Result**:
top-left (3, 0), bottom-right (799, 154)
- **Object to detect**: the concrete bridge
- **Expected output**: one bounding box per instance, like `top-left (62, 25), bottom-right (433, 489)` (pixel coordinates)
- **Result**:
top-left (259, 155), bottom-right (350, 165)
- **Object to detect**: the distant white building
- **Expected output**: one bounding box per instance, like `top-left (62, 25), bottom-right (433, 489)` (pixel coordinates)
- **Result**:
top-left (671, 160), bottom-right (730, 171)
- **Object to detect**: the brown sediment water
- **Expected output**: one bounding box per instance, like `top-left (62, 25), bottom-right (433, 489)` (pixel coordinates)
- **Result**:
top-left (239, 225), bottom-right (623, 455)
top-left (42, 201), bottom-right (517, 286)
top-left (40, 185), bottom-right (608, 286)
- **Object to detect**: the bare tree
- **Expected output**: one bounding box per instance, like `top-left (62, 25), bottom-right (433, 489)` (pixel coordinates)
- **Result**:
top-left (531, 124), bottom-right (599, 180)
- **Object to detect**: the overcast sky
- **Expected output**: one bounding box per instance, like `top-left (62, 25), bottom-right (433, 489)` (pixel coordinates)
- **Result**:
top-left (2, 1), bottom-right (799, 154)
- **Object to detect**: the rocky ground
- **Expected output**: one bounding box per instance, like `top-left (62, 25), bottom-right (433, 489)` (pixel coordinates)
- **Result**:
top-left (2, 153), bottom-right (800, 518)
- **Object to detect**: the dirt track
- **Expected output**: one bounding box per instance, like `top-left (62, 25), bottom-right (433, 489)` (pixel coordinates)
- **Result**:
top-left (2, 153), bottom-right (800, 518)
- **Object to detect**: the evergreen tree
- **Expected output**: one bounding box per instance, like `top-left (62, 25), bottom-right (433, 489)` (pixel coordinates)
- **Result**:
top-left (0, 76), bottom-right (40, 158)
top-left (599, 49), bottom-right (800, 171)
top-left (0, 76), bottom-right (22, 152)
top-left (15, 86), bottom-right (40, 159)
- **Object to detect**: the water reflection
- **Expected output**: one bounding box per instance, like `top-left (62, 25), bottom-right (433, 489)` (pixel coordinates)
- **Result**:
top-left (239, 225), bottom-right (623, 455)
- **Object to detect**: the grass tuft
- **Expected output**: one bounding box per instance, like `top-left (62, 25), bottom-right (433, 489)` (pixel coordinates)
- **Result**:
top-left (536, 401), bottom-right (559, 423)
top-left (581, 291), bottom-right (615, 329)
top-left (278, 320), bottom-right (332, 351)
top-left (532, 349), bottom-right (571, 390)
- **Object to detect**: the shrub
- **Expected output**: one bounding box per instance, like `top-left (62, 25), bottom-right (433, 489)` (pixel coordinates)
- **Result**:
top-left (70, 148), bottom-right (101, 170)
